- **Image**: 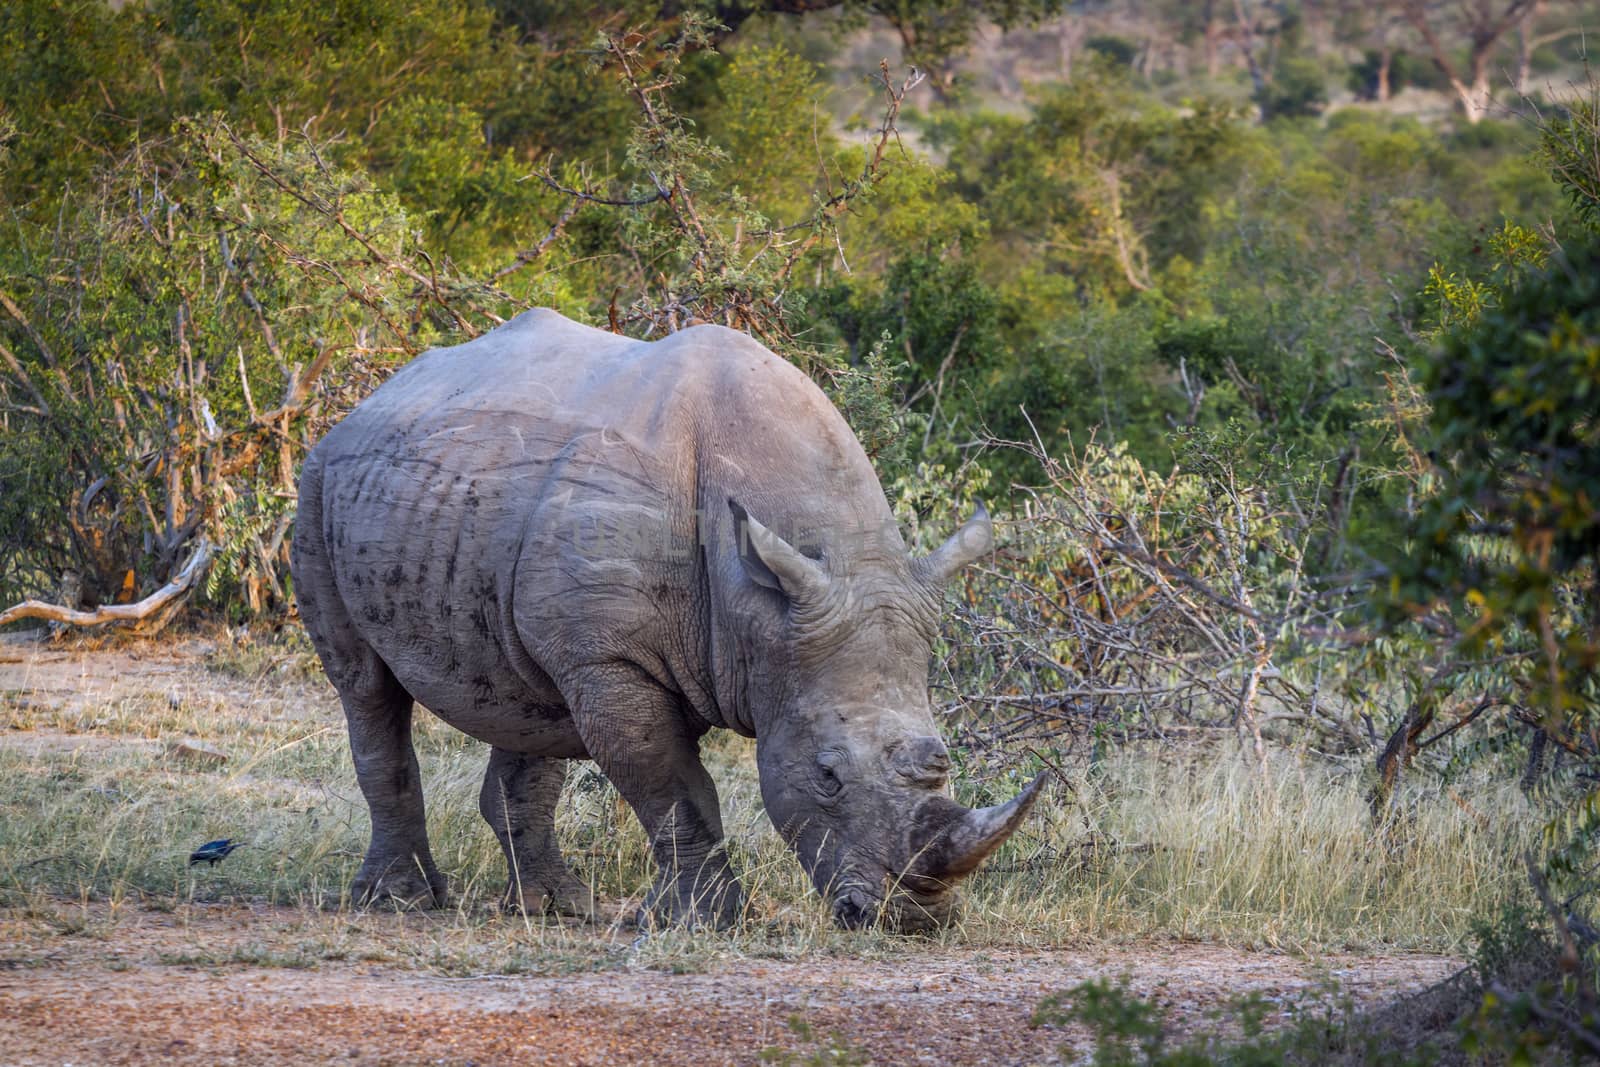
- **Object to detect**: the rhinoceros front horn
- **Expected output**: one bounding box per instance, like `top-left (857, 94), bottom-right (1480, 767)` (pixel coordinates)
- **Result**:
top-left (906, 772), bottom-right (1048, 884)
top-left (912, 502), bottom-right (994, 588)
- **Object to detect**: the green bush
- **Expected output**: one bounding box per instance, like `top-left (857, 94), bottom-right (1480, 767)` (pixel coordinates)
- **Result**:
top-left (1259, 55), bottom-right (1326, 120)
top-left (1085, 35), bottom-right (1139, 68)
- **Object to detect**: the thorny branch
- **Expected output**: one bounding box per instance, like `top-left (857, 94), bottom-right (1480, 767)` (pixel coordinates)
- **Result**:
top-left (768, 61), bottom-right (925, 286)
top-left (935, 437), bottom-right (1545, 784)
top-left (216, 122), bottom-right (509, 338)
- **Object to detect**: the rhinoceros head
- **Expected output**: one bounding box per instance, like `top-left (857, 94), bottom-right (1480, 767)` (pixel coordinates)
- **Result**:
top-left (728, 500), bottom-right (1045, 932)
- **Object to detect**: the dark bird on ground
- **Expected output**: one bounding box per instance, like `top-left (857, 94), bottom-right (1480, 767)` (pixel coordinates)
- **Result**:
top-left (188, 839), bottom-right (243, 866)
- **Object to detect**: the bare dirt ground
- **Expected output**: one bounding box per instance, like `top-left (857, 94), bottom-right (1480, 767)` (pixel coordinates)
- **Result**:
top-left (0, 904), bottom-right (1460, 1066)
top-left (0, 634), bottom-right (1464, 1065)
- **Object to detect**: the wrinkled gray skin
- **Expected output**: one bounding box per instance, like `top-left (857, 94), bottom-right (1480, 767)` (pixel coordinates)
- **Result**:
top-left (291, 309), bottom-right (1043, 931)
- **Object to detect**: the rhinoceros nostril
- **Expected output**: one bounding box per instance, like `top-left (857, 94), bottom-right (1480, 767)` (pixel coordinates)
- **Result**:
top-left (894, 735), bottom-right (950, 784)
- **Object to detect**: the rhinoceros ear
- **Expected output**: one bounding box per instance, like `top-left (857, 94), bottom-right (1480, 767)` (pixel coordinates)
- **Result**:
top-left (728, 499), bottom-right (826, 601)
top-left (912, 502), bottom-right (994, 587)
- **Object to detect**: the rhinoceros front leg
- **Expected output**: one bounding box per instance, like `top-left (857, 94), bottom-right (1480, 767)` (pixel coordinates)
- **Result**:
top-left (479, 748), bottom-right (595, 918)
top-left (341, 677), bottom-right (448, 908)
top-left (570, 669), bottom-right (743, 929)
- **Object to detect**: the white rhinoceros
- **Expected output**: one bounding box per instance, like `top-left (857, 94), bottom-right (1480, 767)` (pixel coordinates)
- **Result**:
top-left (291, 309), bottom-right (1042, 929)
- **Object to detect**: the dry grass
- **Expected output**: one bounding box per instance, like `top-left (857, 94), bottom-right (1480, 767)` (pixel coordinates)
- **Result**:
top-left (982, 749), bottom-right (1533, 952)
top-left (0, 633), bottom-right (1537, 973)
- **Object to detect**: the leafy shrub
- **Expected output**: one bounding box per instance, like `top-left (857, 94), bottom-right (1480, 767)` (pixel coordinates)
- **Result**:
top-left (0, 118), bottom-right (515, 613)
top-left (1259, 55), bottom-right (1327, 120)
top-left (1346, 49), bottom-right (1452, 99)
top-left (1085, 35), bottom-right (1139, 68)
top-left (1032, 977), bottom-right (1444, 1066)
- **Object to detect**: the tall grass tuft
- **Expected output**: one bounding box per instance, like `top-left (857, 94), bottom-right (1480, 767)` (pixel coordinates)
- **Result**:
top-left (962, 748), bottom-right (1533, 952)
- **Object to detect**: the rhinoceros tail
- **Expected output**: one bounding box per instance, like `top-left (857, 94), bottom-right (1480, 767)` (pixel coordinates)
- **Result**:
top-left (290, 454), bottom-right (395, 699)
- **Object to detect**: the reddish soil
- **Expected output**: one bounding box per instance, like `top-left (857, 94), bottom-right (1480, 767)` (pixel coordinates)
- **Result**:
top-left (0, 903), bottom-right (1460, 1066)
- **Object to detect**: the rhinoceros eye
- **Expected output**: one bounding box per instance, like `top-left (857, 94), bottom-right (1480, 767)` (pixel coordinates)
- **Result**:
top-left (813, 751), bottom-right (845, 798)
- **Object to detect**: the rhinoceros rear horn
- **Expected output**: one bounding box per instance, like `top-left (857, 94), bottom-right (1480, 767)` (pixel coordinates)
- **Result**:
top-left (911, 502), bottom-right (994, 588)
top-left (908, 772), bottom-right (1047, 884)
top-left (729, 499), bottom-right (827, 601)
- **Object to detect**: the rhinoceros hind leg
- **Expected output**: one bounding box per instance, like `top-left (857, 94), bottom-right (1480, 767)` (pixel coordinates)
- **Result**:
top-left (340, 674), bottom-right (448, 909)
top-left (480, 747), bottom-right (596, 919)
top-left (294, 460), bottom-right (446, 910)
top-left (570, 668), bottom-right (744, 930)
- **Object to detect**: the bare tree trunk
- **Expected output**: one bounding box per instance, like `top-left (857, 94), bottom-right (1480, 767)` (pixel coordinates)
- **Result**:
top-left (1517, 22), bottom-right (1534, 93)
top-left (1452, 78), bottom-right (1490, 122)
top-left (1204, 0), bottom-right (1222, 78)
top-left (1516, 0), bottom-right (1548, 94)
top-left (1373, 700), bottom-right (1436, 813)
top-left (1138, 35), bottom-right (1157, 80)
top-left (1057, 17), bottom-right (1084, 81)
top-left (1461, 41), bottom-right (1497, 123)
top-left (1234, 0), bottom-right (1269, 98)
top-left (1101, 170), bottom-right (1151, 292)
top-left (1514, 2), bottom-right (1587, 97)
top-left (1371, 10), bottom-right (1396, 103)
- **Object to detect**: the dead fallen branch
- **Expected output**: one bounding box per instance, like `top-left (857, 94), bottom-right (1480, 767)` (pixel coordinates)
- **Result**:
top-left (0, 541), bottom-right (213, 632)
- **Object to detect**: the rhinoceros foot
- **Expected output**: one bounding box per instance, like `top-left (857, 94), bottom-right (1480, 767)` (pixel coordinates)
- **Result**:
top-left (502, 872), bottom-right (601, 921)
top-left (351, 856), bottom-right (448, 910)
top-left (639, 854), bottom-right (744, 931)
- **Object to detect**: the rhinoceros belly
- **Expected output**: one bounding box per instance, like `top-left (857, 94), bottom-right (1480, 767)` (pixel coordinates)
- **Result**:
top-left (318, 448), bottom-right (589, 758)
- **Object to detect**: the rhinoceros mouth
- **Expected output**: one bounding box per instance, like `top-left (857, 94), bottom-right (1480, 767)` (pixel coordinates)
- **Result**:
top-left (831, 881), bottom-right (959, 933)
top-left (828, 865), bottom-right (960, 932)
top-left (830, 885), bottom-right (883, 929)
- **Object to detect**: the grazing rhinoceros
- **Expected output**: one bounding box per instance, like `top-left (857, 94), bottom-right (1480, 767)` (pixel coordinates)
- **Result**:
top-left (291, 309), bottom-right (1043, 930)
